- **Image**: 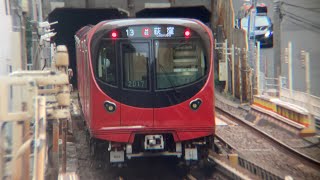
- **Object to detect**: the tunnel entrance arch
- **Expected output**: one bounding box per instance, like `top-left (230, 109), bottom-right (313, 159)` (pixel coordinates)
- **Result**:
top-left (48, 8), bottom-right (128, 87)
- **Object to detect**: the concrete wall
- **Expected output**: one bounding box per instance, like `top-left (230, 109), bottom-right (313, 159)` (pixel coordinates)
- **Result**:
top-left (0, 0), bottom-right (22, 76)
top-left (64, 0), bottom-right (211, 15)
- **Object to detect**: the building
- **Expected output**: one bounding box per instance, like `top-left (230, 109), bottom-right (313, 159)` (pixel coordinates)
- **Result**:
top-left (0, 0), bottom-right (22, 75)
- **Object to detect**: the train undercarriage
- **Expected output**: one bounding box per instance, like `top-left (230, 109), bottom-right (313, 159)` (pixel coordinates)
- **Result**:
top-left (87, 130), bottom-right (214, 167)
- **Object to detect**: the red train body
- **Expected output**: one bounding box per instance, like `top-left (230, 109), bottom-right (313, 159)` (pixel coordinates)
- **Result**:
top-left (75, 19), bottom-right (215, 164)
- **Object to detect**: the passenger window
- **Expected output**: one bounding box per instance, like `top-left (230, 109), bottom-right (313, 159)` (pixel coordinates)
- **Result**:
top-left (122, 43), bottom-right (149, 90)
top-left (97, 43), bottom-right (116, 86)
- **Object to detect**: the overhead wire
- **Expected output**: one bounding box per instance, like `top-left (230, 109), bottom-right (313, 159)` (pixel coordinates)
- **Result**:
top-left (283, 16), bottom-right (320, 33)
top-left (282, 2), bottom-right (320, 12)
top-left (281, 9), bottom-right (320, 32)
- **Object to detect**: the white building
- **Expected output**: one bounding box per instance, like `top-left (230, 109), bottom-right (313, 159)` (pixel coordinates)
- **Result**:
top-left (0, 0), bottom-right (22, 76)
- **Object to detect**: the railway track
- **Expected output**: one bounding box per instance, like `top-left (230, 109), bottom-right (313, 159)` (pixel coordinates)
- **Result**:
top-left (216, 107), bottom-right (320, 169)
top-left (215, 106), bottom-right (320, 179)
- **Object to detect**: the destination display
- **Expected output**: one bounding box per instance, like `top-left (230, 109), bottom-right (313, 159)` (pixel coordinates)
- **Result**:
top-left (110, 25), bottom-right (196, 38)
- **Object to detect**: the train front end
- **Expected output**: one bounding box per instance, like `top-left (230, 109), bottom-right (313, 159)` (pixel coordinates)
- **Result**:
top-left (87, 19), bottom-right (215, 164)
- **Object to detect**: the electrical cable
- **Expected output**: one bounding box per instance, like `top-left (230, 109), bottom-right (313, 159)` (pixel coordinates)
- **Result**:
top-left (282, 2), bottom-right (320, 11)
top-left (283, 16), bottom-right (320, 34)
top-left (281, 9), bottom-right (320, 30)
top-left (281, 9), bottom-right (320, 27)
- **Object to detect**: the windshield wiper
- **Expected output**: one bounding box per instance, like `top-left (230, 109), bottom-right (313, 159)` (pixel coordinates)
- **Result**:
top-left (158, 63), bottom-right (180, 96)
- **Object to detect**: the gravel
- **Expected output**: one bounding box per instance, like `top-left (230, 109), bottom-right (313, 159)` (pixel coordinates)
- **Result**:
top-left (215, 94), bottom-right (320, 180)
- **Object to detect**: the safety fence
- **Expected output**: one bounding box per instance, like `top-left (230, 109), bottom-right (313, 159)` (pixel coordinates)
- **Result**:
top-left (0, 45), bottom-right (71, 180)
top-left (280, 88), bottom-right (320, 121)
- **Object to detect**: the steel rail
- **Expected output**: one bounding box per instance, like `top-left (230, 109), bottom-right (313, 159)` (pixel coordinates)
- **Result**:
top-left (215, 106), bottom-right (320, 169)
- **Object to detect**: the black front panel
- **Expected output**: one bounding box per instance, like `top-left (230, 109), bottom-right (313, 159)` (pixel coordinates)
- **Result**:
top-left (91, 24), bottom-right (210, 108)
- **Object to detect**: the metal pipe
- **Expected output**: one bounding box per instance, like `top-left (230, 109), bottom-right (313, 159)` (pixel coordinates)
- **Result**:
top-left (10, 70), bottom-right (55, 76)
top-left (12, 138), bottom-right (32, 160)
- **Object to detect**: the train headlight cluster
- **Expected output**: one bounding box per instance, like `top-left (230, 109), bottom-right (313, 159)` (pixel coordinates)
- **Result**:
top-left (190, 98), bottom-right (202, 111)
top-left (111, 31), bottom-right (118, 38)
top-left (184, 29), bottom-right (191, 38)
top-left (104, 101), bottom-right (116, 113)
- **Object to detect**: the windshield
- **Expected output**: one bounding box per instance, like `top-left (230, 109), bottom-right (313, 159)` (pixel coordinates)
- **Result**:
top-left (122, 42), bottom-right (149, 90)
top-left (241, 16), bottom-right (271, 29)
top-left (154, 38), bottom-right (207, 89)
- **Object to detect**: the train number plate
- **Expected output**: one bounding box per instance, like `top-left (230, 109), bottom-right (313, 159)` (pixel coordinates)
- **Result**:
top-left (110, 151), bottom-right (124, 163)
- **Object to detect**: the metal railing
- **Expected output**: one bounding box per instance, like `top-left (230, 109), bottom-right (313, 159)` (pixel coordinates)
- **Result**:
top-left (0, 45), bottom-right (72, 179)
top-left (0, 77), bottom-right (47, 180)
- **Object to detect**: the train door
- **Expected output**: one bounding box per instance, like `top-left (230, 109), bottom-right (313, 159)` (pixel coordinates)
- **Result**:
top-left (119, 41), bottom-right (154, 127)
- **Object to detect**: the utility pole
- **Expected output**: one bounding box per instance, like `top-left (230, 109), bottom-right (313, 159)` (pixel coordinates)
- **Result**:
top-left (211, 0), bottom-right (217, 30)
top-left (247, 0), bottom-right (257, 102)
top-left (274, 0), bottom-right (281, 79)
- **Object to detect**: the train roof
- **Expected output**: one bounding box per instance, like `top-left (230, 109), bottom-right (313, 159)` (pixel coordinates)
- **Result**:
top-left (94, 18), bottom-right (208, 31)
top-left (75, 25), bottom-right (93, 38)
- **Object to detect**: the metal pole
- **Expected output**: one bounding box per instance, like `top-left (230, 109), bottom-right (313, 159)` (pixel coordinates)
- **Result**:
top-left (305, 52), bottom-right (315, 131)
top-left (224, 39), bottom-right (229, 93)
top-left (211, 0), bottom-right (217, 30)
top-left (239, 49), bottom-right (243, 103)
top-left (288, 41), bottom-right (293, 97)
top-left (274, 0), bottom-right (281, 79)
top-left (37, 0), bottom-right (43, 22)
top-left (62, 119), bottom-right (67, 173)
top-left (305, 52), bottom-right (310, 95)
top-left (20, 13), bottom-right (27, 70)
top-left (31, 0), bottom-right (38, 70)
top-left (232, 44), bottom-right (235, 97)
top-left (256, 41), bottom-right (260, 95)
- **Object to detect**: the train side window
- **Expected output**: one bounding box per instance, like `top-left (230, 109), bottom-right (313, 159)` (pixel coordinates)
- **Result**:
top-left (97, 42), bottom-right (117, 86)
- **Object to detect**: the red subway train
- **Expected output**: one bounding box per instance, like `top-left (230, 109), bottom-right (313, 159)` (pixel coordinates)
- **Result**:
top-left (75, 18), bottom-right (215, 164)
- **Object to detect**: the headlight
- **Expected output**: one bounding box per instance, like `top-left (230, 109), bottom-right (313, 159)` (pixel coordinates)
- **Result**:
top-left (189, 98), bottom-right (202, 111)
top-left (264, 31), bottom-right (271, 38)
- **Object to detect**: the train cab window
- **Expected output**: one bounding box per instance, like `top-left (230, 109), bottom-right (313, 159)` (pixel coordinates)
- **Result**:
top-left (154, 39), bottom-right (206, 89)
top-left (97, 42), bottom-right (117, 86)
top-left (122, 43), bottom-right (149, 90)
